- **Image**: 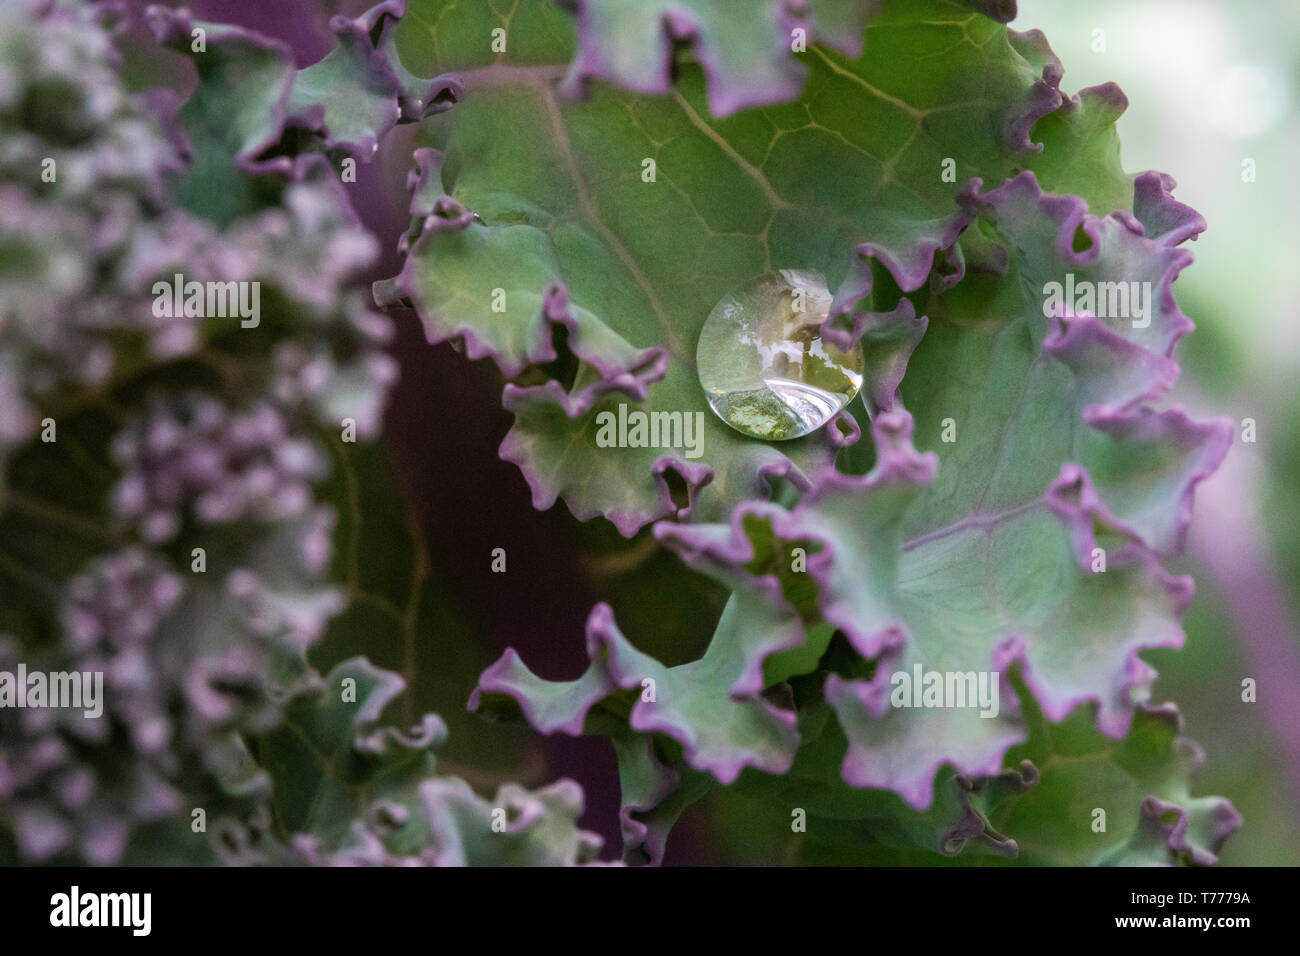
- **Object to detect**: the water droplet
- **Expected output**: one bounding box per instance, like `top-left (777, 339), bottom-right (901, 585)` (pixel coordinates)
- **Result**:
top-left (697, 270), bottom-right (863, 441)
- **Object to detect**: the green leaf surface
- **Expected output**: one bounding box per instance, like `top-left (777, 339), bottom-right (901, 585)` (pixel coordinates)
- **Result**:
top-left (449, 0), bottom-right (1236, 865)
top-left (388, 0), bottom-right (1138, 535)
top-left (247, 658), bottom-right (605, 865)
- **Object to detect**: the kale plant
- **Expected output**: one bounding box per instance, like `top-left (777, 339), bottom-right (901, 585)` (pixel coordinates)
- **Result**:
top-left (0, 0), bottom-right (1241, 867)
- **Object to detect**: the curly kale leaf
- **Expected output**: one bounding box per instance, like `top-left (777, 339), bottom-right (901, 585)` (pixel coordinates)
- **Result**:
top-left (439, 0), bottom-right (1236, 864)
top-left (384, 0), bottom-right (1135, 534)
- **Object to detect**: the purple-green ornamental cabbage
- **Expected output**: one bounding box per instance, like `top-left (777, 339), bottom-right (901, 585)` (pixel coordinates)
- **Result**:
top-left (0, 0), bottom-right (1238, 867)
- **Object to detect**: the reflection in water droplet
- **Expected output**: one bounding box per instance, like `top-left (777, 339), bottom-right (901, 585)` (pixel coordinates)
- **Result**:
top-left (696, 270), bottom-right (863, 441)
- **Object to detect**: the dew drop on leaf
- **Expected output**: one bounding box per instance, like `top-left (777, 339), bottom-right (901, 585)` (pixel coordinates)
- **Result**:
top-left (696, 270), bottom-right (864, 441)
